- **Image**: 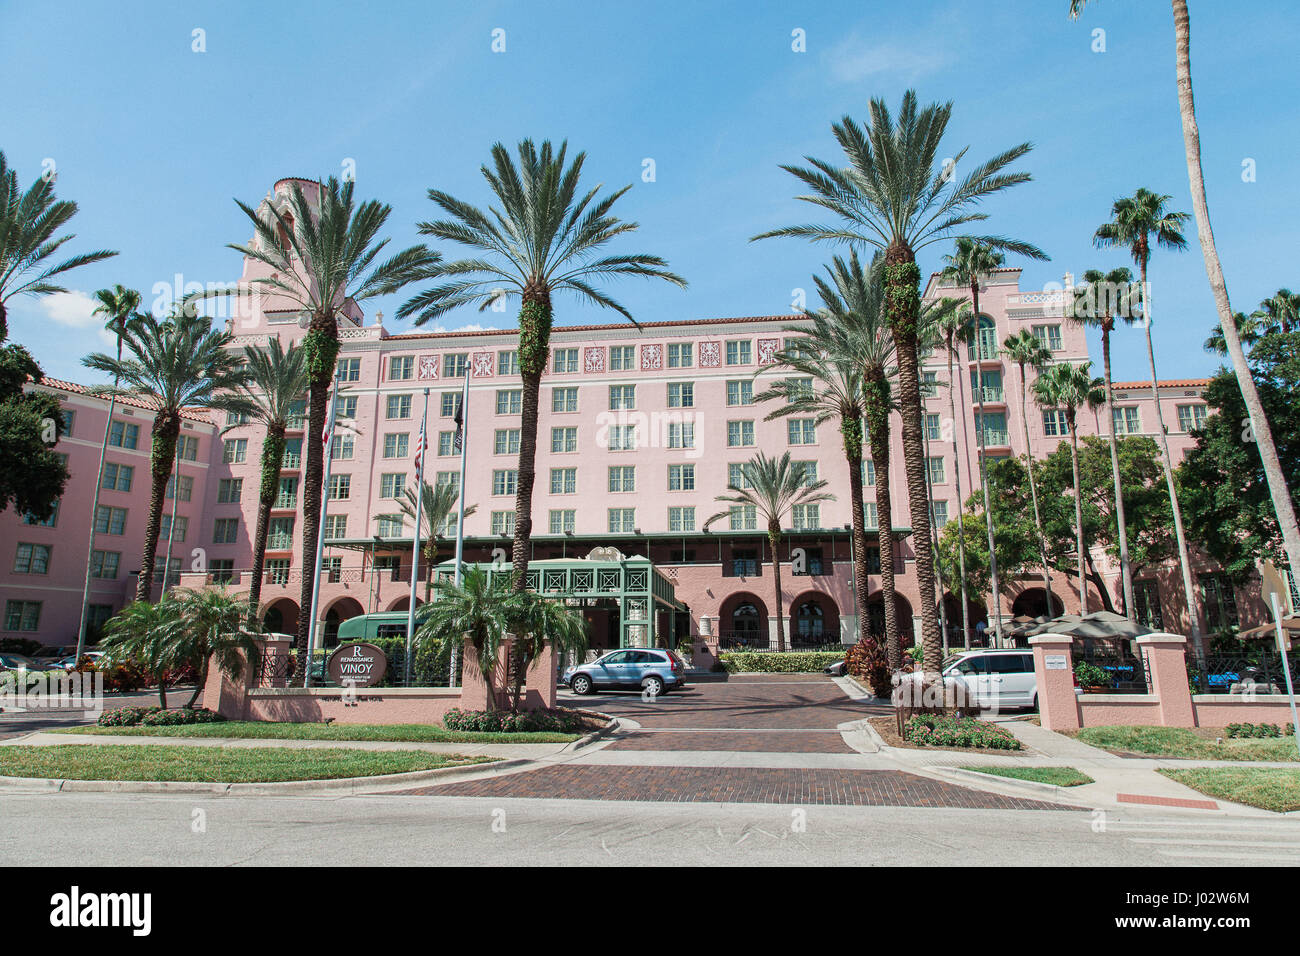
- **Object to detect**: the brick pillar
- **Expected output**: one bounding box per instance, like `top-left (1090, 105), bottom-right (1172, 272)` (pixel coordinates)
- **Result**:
top-left (1137, 633), bottom-right (1196, 728)
top-left (525, 642), bottom-right (558, 710)
top-left (201, 639), bottom-right (278, 719)
top-left (458, 638), bottom-right (493, 711)
top-left (1030, 635), bottom-right (1080, 731)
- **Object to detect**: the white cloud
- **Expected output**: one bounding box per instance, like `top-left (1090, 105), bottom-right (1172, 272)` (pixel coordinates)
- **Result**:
top-left (11, 289), bottom-right (116, 351)
top-left (429, 322), bottom-right (493, 334)
top-left (824, 35), bottom-right (950, 84)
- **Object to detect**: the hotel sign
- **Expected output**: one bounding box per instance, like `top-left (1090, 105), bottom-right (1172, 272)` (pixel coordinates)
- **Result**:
top-left (327, 643), bottom-right (388, 687)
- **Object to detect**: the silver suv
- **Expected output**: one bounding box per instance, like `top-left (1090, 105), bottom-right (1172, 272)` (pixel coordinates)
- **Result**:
top-left (564, 648), bottom-right (687, 697)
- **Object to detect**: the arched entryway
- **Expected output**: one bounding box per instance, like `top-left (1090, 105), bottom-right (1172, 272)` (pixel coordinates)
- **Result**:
top-left (790, 591), bottom-right (840, 646)
top-left (261, 598), bottom-right (299, 636)
top-left (866, 591), bottom-right (914, 656)
top-left (386, 595), bottom-right (424, 613)
top-left (1011, 587), bottom-right (1063, 619)
top-left (941, 593), bottom-right (988, 648)
top-left (718, 592), bottom-right (768, 649)
top-left (323, 597), bottom-right (364, 649)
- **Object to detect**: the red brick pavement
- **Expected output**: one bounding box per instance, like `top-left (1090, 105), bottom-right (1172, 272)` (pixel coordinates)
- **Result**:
top-left (606, 729), bottom-right (854, 753)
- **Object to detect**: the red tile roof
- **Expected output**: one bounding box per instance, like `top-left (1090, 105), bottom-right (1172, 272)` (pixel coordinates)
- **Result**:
top-left (1110, 379), bottom-right (1211, 390)
top-left (33, 377), bottom-right (215, 424)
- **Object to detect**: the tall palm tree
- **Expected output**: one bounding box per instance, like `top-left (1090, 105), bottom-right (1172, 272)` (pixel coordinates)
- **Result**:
top-left (934, 301), bottom-right (975, 647)
top-left (753, 91), bottom-right (1045, 675)
top-left (226, 339), bottom-right (310, 625)
top-left (0, 149), bottom-right (116, 342)
top-left (1093, 188), bottom-right (1202, 641)
top-left (1002, 328), bottom-right (1056, 615)
top-left (1033, 362), bottom-right (1104, 615)
top-left (416, 565), bottom-right (520, 712)
top-left (754, 252), bottom-right (901, 666)
top-left (708, 451), bottom-right (835, 653)
top-left (201, 178), bottom-right (437, 680)
top-left (83, 309), bottom-right (252, 602)
top-left (75, 285), bottom-right (142, 658)
top-left (399, 140), bottom-right (686, 603)
top-left (1252, 289), bottom-right (1299, 334)
top-left (1072, 0), bottom-right (1300, 627)
top-left (1203, 312), bottom-right (1261, 356)
top-left (399, 478), bottom-right (478, 600)
top-left (1067, 268), bottom-right (1140, 618)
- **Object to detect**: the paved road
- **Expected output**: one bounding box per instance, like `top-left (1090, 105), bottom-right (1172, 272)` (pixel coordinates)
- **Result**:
top-left (0, 688), bottom-right (199, 740)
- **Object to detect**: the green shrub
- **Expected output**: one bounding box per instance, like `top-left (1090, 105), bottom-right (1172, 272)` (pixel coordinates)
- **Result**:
top-left (1226, 722), bottom-right (1284, 739)
top-left (1074, 661), bottom-right (1110, 689)
top-left (719, 651), bottom-right (844, 673)
top-left (442, 707), bottom-right (586, 734)
top-left (98, 705), bottom-right (161, 727)
top-left (844, 640), bottom-right (892, 697)
top-left (139, 707), bottom-right (224, 726)
top-left (906, 645), bottom-right (923, 663)
top-left (904, 714), bottom-right (1022, 750)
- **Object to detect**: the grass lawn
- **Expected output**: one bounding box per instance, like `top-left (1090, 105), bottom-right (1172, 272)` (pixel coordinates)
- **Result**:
top-left (1075, 725), bottom-right (1300, 762)
top-left (1159, 768), bottom-right (1300, 813)
top-left (52, 721), bottom-right (582, 744)
top-left (0, 744), bottom-right (494, 783)
top-left (961, 765), bottom-right (1095, 787)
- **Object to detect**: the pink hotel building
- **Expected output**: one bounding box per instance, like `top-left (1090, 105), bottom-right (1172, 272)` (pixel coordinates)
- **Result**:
top-left (1, 178), bottom-right (1273, 652)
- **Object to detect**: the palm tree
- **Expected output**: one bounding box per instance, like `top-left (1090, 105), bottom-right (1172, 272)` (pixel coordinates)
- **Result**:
top-left (1067, 268), bottom-right (1140, 618)
top-left (754, 251), bottom-right (899, 666)
top-left (508, 588), bottom-right (589, 711)
top-left (934, 301), bottom-right (976, 647)
top-left (170, 587), bottom-right (262, 708)
top-left (1252, 289), bottom-right (1300, 335)
top-left (398, 140), bottom-right (686, 600)
top-left (416, 565), bottom-right (520, 712)
top-left (82, 309), bottom-right (252, 602)
top-left (1072, 0), bottom-right (1300, 628)
top-left (708, 451), bottom-right (835, 653)
top-left (399, 479), bottom-right (478, 600)
top-left (75, 285), bottom-right (142, 658)
top-left (226, 339), bottom-right (310, 625)
top-left (1093, 188), bottom-right (1202, 641)
top-left (1203, 312), bottom-right (1261, 356)
top-left (100, 596), bottom-right (182, 708)
top-left (753, 91), bottom-right (1045, 675)
top-left (1002, 328), bottom-right (1056, 615)
top-left (0, 150), bottom-right (116, 343)
top-left (1033, 363), bottom-right (1104, 615)
top-left (202, 178), bottom-right (437, 680)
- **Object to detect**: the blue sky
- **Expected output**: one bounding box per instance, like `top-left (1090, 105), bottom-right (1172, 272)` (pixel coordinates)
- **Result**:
top-left (2, 0), bottom-right (1296, 385)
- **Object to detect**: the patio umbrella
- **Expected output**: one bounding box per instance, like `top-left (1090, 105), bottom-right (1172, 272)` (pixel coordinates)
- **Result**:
top-left (1236, 616), bottom-right (1300, 641)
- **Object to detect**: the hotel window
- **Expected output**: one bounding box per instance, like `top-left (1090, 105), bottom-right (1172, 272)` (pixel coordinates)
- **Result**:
top-left (924, 413), bottom-right (942, 442)
top-left (225, 410), bottom-right (248, 427)
top-left (165, 474), bottom-right (193, 501)
top-left (443, 353), bottom-right (469, 378)
top-left (331, 434), bottom-right (355, 460)
top-left (608, 508), bottom-right (636, 533)
top-left (726, 380), bottom-right (753, 406)
top-left (24, 500), bottom-right (59, 527)
top-left (264, 559), bottom-right (291, 585)
top-left (334, 395), bottom-right (357, 419)
top-left (725, 340), bottom-right (752, 365)
top-left (864, 459), bottom-right (876, 486)
top-left (608, 425), bottom-right (636, 451)
top-left (667, 421), bottom-right (694, 449)
top-left (793, 461), bottom-right (817, 487)
top-left (381, 433), bottom-right (407, 459)
top-left (388, 355), bottom-right (414, 380)
top-left (930, 500), bottom-right (949, 528)
top-left (787, 419), bottom-right (816, 445)
top-left (337, 357), bottom-right (361, 382)
top-left (549, 510), bottom-right (576, 534)
top-left (275, 477), bottom-right (298, 508)
top-left (4, 600), bottom-right (41, 631)
top-left (608, 465), bottom-right (635, 493)
top-left (667, 343), bottom-right (692, 368)
top-left (322, 556), bottom-right (343, 582)
top-left (208, 560), bottom-right (235, 584)
top-left (551, 426), bottom-right (578, 453)
top-left (667, 382), bottom-right (694, 408)
top-left (727, 420), bottom-right (755, 447)
top-left (94, 506), bottom-right (128, 535)
top-left (109, 420), bottom-right (140, 449)
top-left (866, 546), bottom-right (882, 574)
top-left (492, 470), bottom-right (518, 496)
top-left (491, 511), bottom-right (516, 536)
top-left (787, 377), bottom-right (814, 403)
top-left (1112, 406), bottom-right (1142, 435)
top-left (438, 431), bottom-right (456, 456)
top-left (375, 515), bottom-right (404, 538)
top-left (496, 389), bottom-right (522, 415)
top-left (1177, 404), bottom-right (1207, 432)
top-left (970, 368), bottom-right (1003, 403)
top-left (1201, 573), bottom-right (1239, 631)
top-left (1134, 580), bottom-right (1164, 631)
top-left (13, 543), bottom-right (50, 574)
top-left (609, 384), bottom-right (635, 410)
top-left (791, 504), bottom-right (820, 531)
top-left (267, 517), bottom-right (294, 549)
top-left (102, 462), bottom-right (134, 492)
top-left (435, 471), bottom-right (460, 493)
top-left (158, 514), bottom-right (188, 542)
top-left (177, 435), bottom-right (199, 461)
top-left (497, 350), bottom-right (519, 375)
top-left (222, 438), bottom-right (247, 464)
top-left (729, 505), bottom-right (757, 531)
top-left (436, 512), bottom-right (458, 537)
top-left (60, 408), bottom-right (75, 435)
top-left (323, 515), bottom-right (348, 539)
top-left (668, 464), bottom-right (695, 491)
top-left (387, 394), bottom-right (413, 419)
top-left (609, 345), bottom-right (635, 371)
top-left (1032, 324), bottom-right (1063, 352)
top-left (550, 467), bottom-right (577, 495)
top-left (728, 463), bottom-right (753, 490)
top-left (213, 518), bottom-right (239, 544)
top-left (926, 456), bottom-right (946, 485)
top-left (553, 348), bottom-right (579, 373)
top-left (327, 474), bottom-right (351, 500)
top-left (1042, 409), bottom-right (1068, 437)
top-left (728, 549), bottom-right (758, 577)
top-left (90, 550), bottom-right (120, 579)
top-left (668, 506), bottom-right (695, 532)
top-left (968, 316), bottom-right (999, 361)
top-left (865, 502), bottom-right (879, 529)
top-left (494, 428), bottom-right (520, 455)
top-left (792, 547), bottom-right (824, 576)
top-left (921, 371), bottom-right (938, 398)
top-left (552, 387), bottom-right (578, 413)
top-left (380, 473), bottom-right (405, 499)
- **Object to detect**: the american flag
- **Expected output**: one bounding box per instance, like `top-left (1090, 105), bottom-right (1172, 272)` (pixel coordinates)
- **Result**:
top-left (452, 396), bottom-right (464, 453)
top-left (413, 412), bottom-right (427, 476)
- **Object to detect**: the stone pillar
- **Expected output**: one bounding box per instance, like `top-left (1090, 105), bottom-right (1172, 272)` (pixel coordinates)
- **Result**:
top-left (458, 638), bottom-right (496, 711)
top-left (201, 642), bottom-right (264, 720)
top-left (1138, 632), bottom-right (1196, 728)
top-left (1029, 634), bottom-right (1080, 731)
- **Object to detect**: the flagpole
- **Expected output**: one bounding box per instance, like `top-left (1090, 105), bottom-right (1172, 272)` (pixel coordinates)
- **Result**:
top-left (304, 375), bottom-right (339, 688)
top-left (450, 366), bottom-right (471, 687)
top-left (405, 388), bottom-right (430, 685)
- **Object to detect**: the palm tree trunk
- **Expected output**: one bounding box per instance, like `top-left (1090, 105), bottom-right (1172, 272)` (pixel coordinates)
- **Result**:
top-left (1172, 0), bottom-right (1300, 621)
top-left (883, 247), bottom-right (942, 674)
top-left (136, 413), bottom-right (180, 602)
top-left (971, 283), bottom-right (1003, 644)
top-left (247, 426), bottom-right (285, 626)
top-left (1016, 360), bottom-right (1054, 613)
top-left (1069, 420), bottom-right (1087, 614)
top-left (512, 292), bottom-right (552, 592)
top-left (1138, 259), bottom-right (1201, 644)
top-left (769, 525), bottom-right (786, 652)
top-left (948, 337), bottom-right (973, 649)
top-left (77, 337), bottom-right (122, 655)
top-left (864, 385), bottom-right (900, 667)
top-left (842, 413), bottom-right (874, 657)
top-left (1101, 326), bottom-right (1137, 619)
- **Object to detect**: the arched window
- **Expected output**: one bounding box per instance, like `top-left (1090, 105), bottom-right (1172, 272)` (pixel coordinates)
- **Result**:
top-left (967, 315), bottom-right (998, 361)
top-left (732, 602), bottom-right (760, 637)
top-left (795, 601), bottom-right (824, 639)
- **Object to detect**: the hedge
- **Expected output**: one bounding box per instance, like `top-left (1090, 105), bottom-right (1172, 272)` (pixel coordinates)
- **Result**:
top-left (719, 651), bottom-right (843, 673)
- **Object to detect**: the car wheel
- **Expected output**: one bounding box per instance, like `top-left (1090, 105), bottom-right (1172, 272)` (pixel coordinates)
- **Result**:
top-left (571, 674), bottom-right (593, 696)
top-left (642, 675), bottom-right (664, 698)
top-left (1029, 693), bottom-right (1038, 712)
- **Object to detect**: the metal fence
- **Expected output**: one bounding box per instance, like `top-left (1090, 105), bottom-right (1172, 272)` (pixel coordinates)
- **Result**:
top-left (1188, 653), bottom-right (1300, 695)
top-left (716, 631), bottom-right (849, 654)
top-left (1074, 644), bottom-right (1150, 693)
top-left (255, 646), bottom-right (464, 689)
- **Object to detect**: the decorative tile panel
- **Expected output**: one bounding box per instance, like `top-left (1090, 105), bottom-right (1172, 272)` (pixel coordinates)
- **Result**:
top-left (418, 355), bottom-right (438, 379)
top-left (584, 347), bottom-right (605, 374)
top-left (640, 344), bottom-right (664, 371)
top-left (699, 341), bottom-right (721, 368)
top-left (471, 351), bottom-right (494, 377)
top-left (757, 338), bottom-right (781, 365)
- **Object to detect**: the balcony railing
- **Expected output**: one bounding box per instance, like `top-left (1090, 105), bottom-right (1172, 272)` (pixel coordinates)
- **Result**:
top-left (273, 494), bottom-right (297, 509)
top-left (267, 534), bottom-right (294, 550)
top-left (973, 386), bottom-right (1004, 404)
top-left (281, 453), bottom-right (301, 469)
top-left (978, 429), bottom-right (1010, 447)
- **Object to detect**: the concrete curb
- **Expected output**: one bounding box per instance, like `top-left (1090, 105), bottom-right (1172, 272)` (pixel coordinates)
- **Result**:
top-left (560, 714), bottom-right (619, 753)
top-left (933, 765), bottom-right (1088, 796)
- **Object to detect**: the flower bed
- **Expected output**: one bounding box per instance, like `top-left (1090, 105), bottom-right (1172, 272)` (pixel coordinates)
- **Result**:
top-left (441, 707), bottom-right (589, 734)
top-left (97, 705), bottom-right (224, 727)
top-left (904, 714), bottom-right (1022, 750)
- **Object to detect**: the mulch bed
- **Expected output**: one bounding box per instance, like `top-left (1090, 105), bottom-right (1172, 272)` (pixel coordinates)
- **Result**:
top-left (868, 715), bottom-right (1036, 756)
